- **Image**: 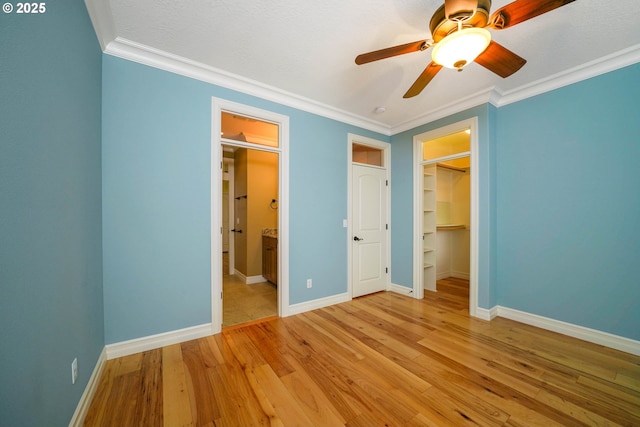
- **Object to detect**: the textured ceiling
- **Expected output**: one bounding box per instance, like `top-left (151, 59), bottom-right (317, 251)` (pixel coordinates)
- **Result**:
top-left (88, 0), bottom-right (640, 133)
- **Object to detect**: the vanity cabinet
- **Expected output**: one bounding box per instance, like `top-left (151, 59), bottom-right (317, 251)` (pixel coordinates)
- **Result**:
top-left (262, 235), bottom-right (278, 285)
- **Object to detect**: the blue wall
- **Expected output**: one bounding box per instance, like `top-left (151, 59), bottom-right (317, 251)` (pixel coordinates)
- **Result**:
top-left (390, 105), bottom-right (497, 308)
top-left (102, 56), bottom-right (388, 343)
top-left (495, 63), bottom-right (640, 340)
top-left (0, 3), bottom-right (104, 427)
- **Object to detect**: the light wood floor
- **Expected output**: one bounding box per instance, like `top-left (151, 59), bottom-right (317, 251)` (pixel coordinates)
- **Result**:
top-left (84, 278), bottom-right (640, 426)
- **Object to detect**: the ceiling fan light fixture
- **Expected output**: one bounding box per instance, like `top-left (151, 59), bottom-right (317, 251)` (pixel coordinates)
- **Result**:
top-left (431, 27), bottom-right (491, 70)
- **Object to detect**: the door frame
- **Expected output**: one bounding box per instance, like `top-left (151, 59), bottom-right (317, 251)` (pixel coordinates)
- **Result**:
top-left (211, 98), bottom-right (290, 334)
top-left (412, 117), bottom-right (479, 317)
top-left (347, 133), bottom-right (391, 298)
top-left (223, 155), bottom-right (235, 275)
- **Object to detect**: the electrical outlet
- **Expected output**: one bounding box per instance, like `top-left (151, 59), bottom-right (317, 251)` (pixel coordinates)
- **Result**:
top-left (71, 358), bottom-right (78, 384)
top-left (306, 279), bottom-right (312, 288)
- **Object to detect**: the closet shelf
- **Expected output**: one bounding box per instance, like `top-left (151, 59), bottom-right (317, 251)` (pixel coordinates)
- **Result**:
top-left (436, 224), bottom-right (466, 231)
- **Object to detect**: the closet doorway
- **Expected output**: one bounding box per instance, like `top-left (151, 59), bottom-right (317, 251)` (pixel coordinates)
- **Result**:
top-left (413, 118), bottom-right (479, 316)
top-left (211, 98), bottom-right (290, 334)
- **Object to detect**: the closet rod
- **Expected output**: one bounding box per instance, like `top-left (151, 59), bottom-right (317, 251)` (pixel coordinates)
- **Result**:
top-left (436, 163), bottom-right (467, 173)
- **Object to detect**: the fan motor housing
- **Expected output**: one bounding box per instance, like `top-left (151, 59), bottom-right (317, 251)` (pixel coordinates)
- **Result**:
top-left (429, 0), bottom-right (492, 42)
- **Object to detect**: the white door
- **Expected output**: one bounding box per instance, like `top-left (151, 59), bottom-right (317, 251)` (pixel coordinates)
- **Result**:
top-left (352, 164), bottom-right (388, 297)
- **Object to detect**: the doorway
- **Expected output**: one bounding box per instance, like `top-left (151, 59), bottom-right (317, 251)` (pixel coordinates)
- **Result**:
top-left (222, 146), bottom-right (279, 327)
top-left (413, 118), bottom-right (479, 317)
top-left (211, 98), bottom-right (290, 334)
top-left (348, 134), bottom-right (390, 298)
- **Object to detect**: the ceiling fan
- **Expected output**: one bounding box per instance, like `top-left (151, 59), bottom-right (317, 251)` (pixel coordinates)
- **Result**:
top-left (355, 0), bottom-right (576, 98)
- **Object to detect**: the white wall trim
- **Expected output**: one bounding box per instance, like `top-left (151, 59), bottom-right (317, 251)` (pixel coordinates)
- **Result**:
top-left (87, 3), bottom-right (640, 139)
top-left (492, 306), bottom-right (640, 356)
top-left (391, 45), bottom-right (640, 134)
top-left (475, 306), bottom-right (498, 321)
top-left (389, 283), bottom-right (414, 296)
top-left (234, 269), bottom-right (266, 285)
top-left (287, 292), bottom-right (351, 317)
top-left (393, 87), bottom-right (499, 135)
top-left (104, 37), bottom-right (390, 136)
top-left (496, 44), bottom-right (640, 108)
top-left (451, 271), bottom-right (470, 280)
top-left (68, 347), bottom-right (107, 427)
top-left (105, 323), bottom-right (214, 360)
top-left (83, 0), bottom-right (115, 51)
top-left (246, 275), bottom-right (267, 285)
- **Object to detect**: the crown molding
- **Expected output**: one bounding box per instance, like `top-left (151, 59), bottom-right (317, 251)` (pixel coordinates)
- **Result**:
top-left (496, 44), bottom-right (640, 107)
top-left (87, 0), bottom-right (640, 138)
top-left (84, 0), bottom-right (115, 51)
top-left (104, 37), bottom-right (391, 136)
top-left (390, 44), bottom-right (640, 134)
top-left (390, 86), bottom-right (501, 135)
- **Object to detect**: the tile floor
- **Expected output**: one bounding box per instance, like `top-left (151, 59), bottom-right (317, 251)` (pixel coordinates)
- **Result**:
top-left (222, 253), bottom-right (277, 327)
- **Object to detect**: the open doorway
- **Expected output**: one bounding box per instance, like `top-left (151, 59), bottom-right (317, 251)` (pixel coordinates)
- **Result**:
top-left (211, 98), bottom-right (290, 334)
top-left (413, 118), bottom-right (479, 316)
top-left (222, 146), bottom-right (278, 327)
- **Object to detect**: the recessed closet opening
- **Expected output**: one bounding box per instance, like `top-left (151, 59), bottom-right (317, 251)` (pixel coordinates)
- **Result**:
top-left (413, 118), bottom-right (479, 316)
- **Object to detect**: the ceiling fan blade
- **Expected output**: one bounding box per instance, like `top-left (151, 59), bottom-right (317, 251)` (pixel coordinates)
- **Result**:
top-left (403, 62), bottom-right (443, 98)
top-left (474, 40), bottom-right (526, 78)
top-left (445, 0), bottom-right (478, 20)
top-left (489, 0), bottom-right (575, 29)
top-left (355, 40), bottom-right (431, 65)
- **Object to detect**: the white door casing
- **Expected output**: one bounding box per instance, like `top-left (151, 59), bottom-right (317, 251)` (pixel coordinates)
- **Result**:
top-left (211, 98), bottom-right (290, 334)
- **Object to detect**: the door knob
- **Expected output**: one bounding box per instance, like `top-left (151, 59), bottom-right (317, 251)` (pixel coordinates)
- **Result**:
top-left (353, 236), bottom-right (364, 241)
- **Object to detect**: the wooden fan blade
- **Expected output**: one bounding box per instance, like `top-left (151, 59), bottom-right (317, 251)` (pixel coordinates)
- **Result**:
top-left (403, 62), bottom-right (443, 98)
top-left (445, 0), bottom-right (478, 20)
top-left (475, 41), bottom-right (526, 78)
top-left (489, 0), bottom-right (575, 29)
top-left (355, 40), bottom-right (430, 65)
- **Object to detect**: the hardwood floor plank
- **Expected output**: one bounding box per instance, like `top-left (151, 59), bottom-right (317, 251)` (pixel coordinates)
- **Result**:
top-left (133, 350), bottom-right (163, 426)
top-left (224, 333), bottom-right (284, 427)
top-left (181, 340), bottom-right (221, 426)
top-left (84, 278), bottom-right (640, 427)
top-left (82, 359), bottom-right (117, 426)
top-left (279, 368), bottom-right (347, 426)
top-left (252, 363), bottom-right (317, 426)
top-left (162, 344), bottom-right (193, 427)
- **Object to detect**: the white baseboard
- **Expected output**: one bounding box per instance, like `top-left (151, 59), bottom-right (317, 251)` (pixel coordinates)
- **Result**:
top-left (287, 292), bottom-right (351, 316)
top-left (233, 269), bottom-right (266, 285)
top-left (105, 323), bottom-right (214, 360)
top-left (436, 271), bottom-right (470, 280)
top-left (451, 271), bottom-right (470, 280)
top-left (436, 271), bottom-right (450, 280)
top-left (68, 347), bottom-right (107, 427)
top-left (389, 283), bottom-right (414, 296)
top-left (474, 306), bottom-right (498, 321)
top-left (495, 306), bottom-right (640, 356)
top-left (246, 275), bottom-right (267, 285)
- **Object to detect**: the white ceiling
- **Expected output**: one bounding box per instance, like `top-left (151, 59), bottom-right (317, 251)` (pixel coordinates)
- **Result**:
top-left (87, 0), bottom-right (640, 134)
